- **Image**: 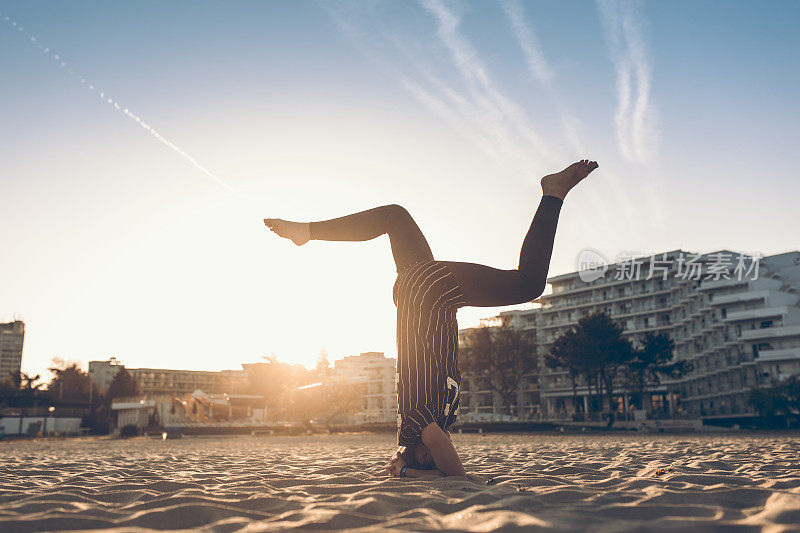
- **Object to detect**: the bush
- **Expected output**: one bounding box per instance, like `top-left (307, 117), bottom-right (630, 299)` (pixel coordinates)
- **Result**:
top-left (82, 412), bottom-right (112, 435)
top-left (119, 424), bottom-right (140, 437)
top-left (748, 375), bottom-right (800, 426)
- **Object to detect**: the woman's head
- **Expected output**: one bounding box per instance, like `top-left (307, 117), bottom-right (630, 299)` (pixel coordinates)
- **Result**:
top-left (401, 442), bottom-right (434, 469)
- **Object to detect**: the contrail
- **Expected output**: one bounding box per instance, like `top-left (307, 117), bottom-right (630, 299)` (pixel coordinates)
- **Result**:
top-left (596, 0), bottom-right (658, 164)
top-left (0, 11), bottom-right (234, 192)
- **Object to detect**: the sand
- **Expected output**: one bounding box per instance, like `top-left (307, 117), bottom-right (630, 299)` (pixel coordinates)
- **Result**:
top-left (0, 432), bottom-right (799, 532)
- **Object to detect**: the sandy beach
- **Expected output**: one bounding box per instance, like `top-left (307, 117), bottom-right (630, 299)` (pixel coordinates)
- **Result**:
top-left (1, 432), bottom-right (799, 532)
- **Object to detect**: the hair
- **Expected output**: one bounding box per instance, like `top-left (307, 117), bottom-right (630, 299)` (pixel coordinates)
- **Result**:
top-left (400, 443), bottom-right (435, 469)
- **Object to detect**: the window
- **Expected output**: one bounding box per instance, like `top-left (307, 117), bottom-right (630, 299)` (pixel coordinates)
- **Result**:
top-left (651, 395), bottom-right (665, 411)
top-left (721, 308), bottom-right (727, 318)
top-left (760, 320), bottom-right (773, 329)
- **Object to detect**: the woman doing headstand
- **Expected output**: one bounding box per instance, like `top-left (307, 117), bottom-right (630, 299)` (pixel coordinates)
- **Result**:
top-left (264, 160), bottom-right (599, 478)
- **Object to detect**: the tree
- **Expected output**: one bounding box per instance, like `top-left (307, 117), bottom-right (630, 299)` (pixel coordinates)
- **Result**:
top-left (247, 356), bottom-right (290, 402)
top-left (105, 368), bottom-right (139, 401)
top-left (624, 332), bottom-right (691, 411)
top-left (748, 375), bottom-right (800, 427)
top-left (47, 358), bottom-right (96, 402)
top-left (546, 311), bottom-right (635, 414)
top-left (317, 381), bottom-right (363, 430)
top-left (545, 328), bottom-right (589, 413)
top-left (94, 368), bottom-right (141, 433)
top-left (315, 350), bottom-right (332, 380)
top-left (581, 313), bottom-right (635, 413)
top-left (0, 370), bottom-right (43, 396)
top-left (246, 355), bottom-right (312, 421)
top-left (288, 380), bottom-right (363, 430)
top-left (461, 317), bottom-right (538, 416)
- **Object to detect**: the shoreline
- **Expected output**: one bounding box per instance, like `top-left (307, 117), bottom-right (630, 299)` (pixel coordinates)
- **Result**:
top-left (4, 425), bottom-right (800, 443)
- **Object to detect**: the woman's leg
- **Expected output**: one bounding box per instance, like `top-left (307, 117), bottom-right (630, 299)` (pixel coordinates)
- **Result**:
top-left (446, 160), bottom-right (598, 307)
top-left (271, 204), bottom-right (434, 273)
top-left (445, 194), bottom-right (563, 307)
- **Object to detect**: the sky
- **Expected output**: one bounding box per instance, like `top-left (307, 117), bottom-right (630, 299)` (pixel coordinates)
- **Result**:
top-left (1, 0), bottom-right (798, 379)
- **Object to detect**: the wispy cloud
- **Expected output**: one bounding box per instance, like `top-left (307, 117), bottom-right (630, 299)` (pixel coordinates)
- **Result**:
top-left (500, 0), bottom-right (584, 155)
top-left (596, 0), bottom-right (665, 231)
top-left (596, 0), bottom-right (658, 164)
top-left (502, 0), bottom-right (663, 232)
top-left (500, 0), bottom-right (553, 87)
top-left (418, 0), bottom-right (561, 172)
top-left (325, 0), bottom-right (663, 230)
top-left (325, 0), bottom-right (564, 177)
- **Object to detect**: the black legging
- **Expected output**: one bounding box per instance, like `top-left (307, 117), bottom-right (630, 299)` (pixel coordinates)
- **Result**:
top-left (309, 195), bottom-right (563, 307)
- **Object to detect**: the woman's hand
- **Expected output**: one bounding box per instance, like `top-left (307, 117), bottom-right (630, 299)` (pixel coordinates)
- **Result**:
top-left (386, 448), bottom-right (407, 477)
top-left (389, 446), bottom-right (403, 465)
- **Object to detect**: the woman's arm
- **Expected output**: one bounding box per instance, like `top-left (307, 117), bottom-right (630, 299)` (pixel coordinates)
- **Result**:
top-left (421, 422), bottom-right (467, 478)
top-left (404, 467), bottom-right (444, 478)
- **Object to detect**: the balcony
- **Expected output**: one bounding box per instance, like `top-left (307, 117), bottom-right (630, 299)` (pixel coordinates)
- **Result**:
top-left (756, 347), bottom-right (800, 362)
top-left (740, 325), bottom-right (800, 340)
top-left (711, 290), bottom-right (769, 306)
top-left (724, 306), bottom-right (788, 323)
top-left (698, 278), bottom-right (750, 291)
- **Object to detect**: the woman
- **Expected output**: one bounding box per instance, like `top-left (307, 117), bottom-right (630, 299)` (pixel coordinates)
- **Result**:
top-left (264, 159), bottom-right (598, 478)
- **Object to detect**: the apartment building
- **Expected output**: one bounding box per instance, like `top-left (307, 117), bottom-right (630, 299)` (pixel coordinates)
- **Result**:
top-left (0, 320), bottom-right (25, 379)
top-left (687, 251), bottom-right (800, 417)
top-left (459, 249), bottom-right (800, 422)
top-left (534, 249), bottom-right (701, 418)
top-left (88, 357), bottom-right (247, 396)
top-left (332, 351), bottom-right (398, 424)
top-left (87, 357), bottom-right (125, 391)
top-left (128, 367), bottom-right (247, 396)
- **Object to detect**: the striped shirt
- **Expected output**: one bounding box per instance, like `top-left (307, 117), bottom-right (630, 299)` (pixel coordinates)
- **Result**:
top-left (392, 260), bottom-right (466, 446)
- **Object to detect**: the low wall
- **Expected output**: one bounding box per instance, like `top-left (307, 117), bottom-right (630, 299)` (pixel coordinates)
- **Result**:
top-left (0, 417), bottom-right (84, 436)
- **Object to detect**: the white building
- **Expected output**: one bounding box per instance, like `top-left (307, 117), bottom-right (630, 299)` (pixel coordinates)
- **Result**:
top-left (460, 249), bottom-right (800, 423)
top-left (0, 320), bottom-right (24, 379)
top-left (111, 390), bottom-right (268, 431)
top-left (88, 357), bottom-right (125, 391)
top-left (332, 352), bottom-right (398, 424)
top-left (87, 357), bottom-right (247, 396)
top-left (688, 250), bottom-right (800, 418)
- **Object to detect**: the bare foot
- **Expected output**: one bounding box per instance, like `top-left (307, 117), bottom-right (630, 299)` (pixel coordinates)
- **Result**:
top-left (263, 218), bottom-right (310, 246)
top-left (541, 159), bottom-right (599, 200)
